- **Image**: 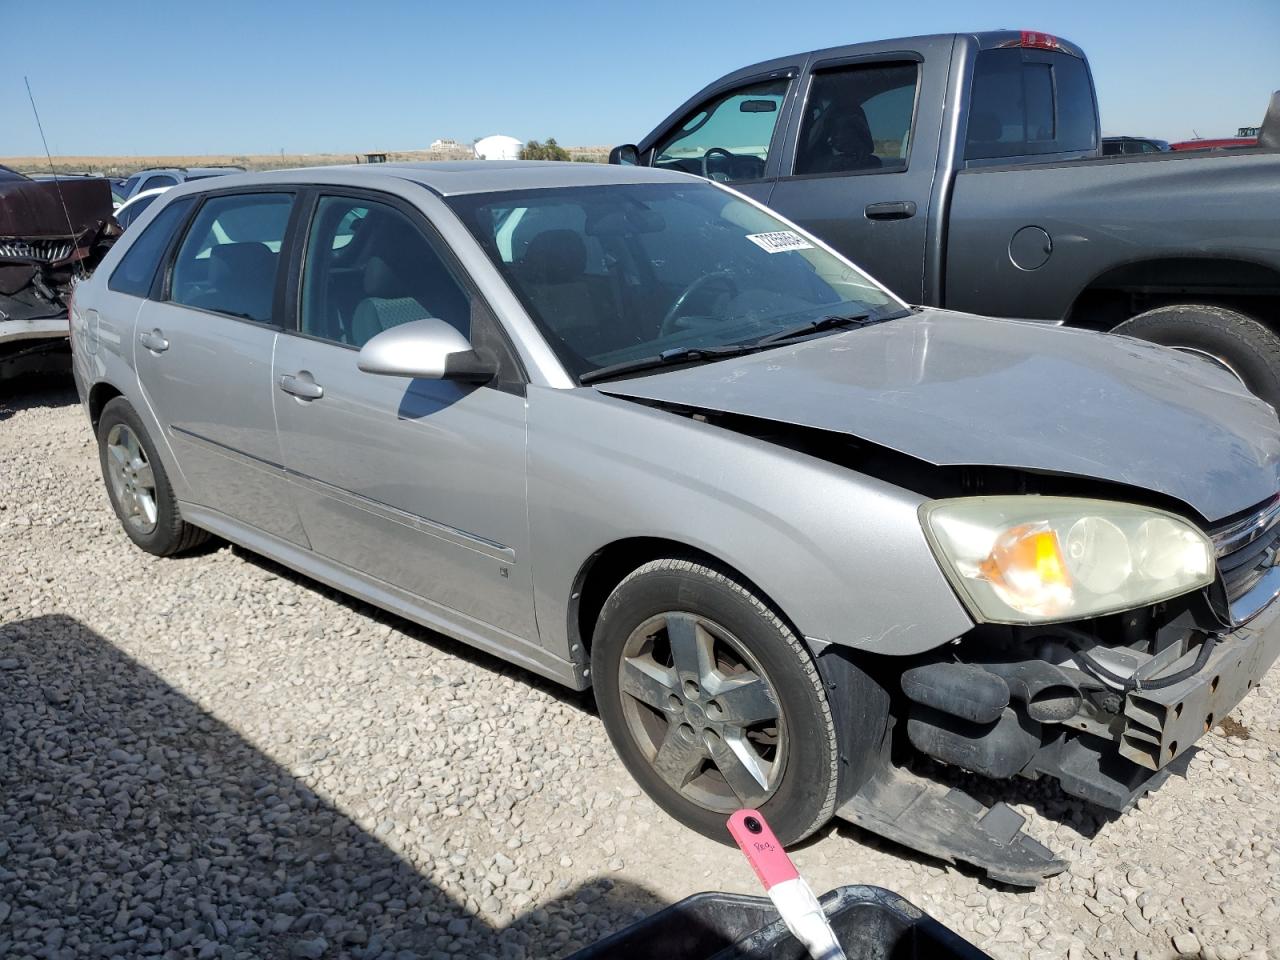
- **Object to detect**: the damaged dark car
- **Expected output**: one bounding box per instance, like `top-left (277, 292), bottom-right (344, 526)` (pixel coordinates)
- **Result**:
top-left (1, 164), bottom-right (116, 379)
top-left (72, 164), bottom-right (1280, 886)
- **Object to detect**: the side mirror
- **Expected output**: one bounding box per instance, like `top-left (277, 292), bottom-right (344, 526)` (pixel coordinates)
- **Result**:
top-left (357, 317), bottom-right (495, 383)
top-left (608, 144), bottom-right (641, 166)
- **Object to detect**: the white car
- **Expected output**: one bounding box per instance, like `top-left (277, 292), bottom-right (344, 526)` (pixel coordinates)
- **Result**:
top-left (113, 187), bottom-right (171, 231)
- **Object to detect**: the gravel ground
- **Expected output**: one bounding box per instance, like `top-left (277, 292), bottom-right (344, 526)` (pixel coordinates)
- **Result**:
top-left (2, 376), bottom-right (1279, 960)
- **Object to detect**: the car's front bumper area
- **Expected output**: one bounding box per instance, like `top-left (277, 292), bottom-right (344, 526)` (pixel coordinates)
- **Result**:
top-left (896, 582), bottom-right (1280, 813)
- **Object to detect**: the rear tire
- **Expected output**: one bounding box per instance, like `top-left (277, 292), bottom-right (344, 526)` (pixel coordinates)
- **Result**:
top-left (1111, 304), bottom-right (1280, 411)
top-left (97, 397), bottom-right (208, 556)
top-left (591, 558), bottom-right (843, 846)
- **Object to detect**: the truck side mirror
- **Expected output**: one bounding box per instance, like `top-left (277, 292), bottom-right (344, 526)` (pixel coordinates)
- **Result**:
top-left (609, 144), bottom-right (641, 166)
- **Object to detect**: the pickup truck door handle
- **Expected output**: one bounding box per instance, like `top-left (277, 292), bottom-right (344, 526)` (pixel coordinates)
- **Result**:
top-left (864, 201), bottom-right (917, 221)
top-left (138, 329), bottom-right (169, 353)
top-left (279, 372), bottom-right (324, 401)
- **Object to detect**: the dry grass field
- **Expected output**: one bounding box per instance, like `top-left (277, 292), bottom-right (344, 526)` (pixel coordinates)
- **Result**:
top-left (2, 145), bottom-right (611, 177)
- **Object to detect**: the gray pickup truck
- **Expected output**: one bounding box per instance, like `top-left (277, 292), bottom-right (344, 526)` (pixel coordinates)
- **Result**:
top-left (612, 30), bottom-right (1280, 407)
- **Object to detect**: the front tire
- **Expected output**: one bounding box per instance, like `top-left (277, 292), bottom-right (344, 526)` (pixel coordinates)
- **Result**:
top-left (591, 558), bottom-right (840, 846)
top-left (1111, 304), bottom-right (1280, 411)
top-left (97, 397), bottom-right (208, 556)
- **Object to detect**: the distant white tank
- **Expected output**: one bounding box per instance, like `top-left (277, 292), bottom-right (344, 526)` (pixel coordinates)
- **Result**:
top-left (473, 135), bottom-right (524, 160)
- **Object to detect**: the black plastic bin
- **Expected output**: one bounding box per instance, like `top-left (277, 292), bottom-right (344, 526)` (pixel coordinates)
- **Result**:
top-left (567, 884), bottom-right (993, 960)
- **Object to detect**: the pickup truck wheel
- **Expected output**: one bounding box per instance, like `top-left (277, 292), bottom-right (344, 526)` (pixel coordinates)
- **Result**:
top-left (1111, 305), bottom-right (1280, 411)
top-left (592, 558), bottom-right (841, 846)
top-left (97, 397), bottom-right (209, 557)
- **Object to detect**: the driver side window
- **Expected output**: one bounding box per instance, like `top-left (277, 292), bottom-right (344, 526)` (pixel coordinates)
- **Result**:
top-left (652, 79), bottom-right (788, 183)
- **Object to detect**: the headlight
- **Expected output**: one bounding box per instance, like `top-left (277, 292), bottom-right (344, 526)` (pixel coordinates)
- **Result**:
top-left (920, 497), bottom-right (1214, 624)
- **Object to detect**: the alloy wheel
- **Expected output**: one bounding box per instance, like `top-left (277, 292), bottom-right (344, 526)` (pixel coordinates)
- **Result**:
top-left (105, 423), bottom-right (158, 535)
top-left (617, 611), bottom-right (786, 812)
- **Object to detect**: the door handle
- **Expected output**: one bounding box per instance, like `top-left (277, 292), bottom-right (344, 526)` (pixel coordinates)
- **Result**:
top-left (864, 201), bottom-right (917, 221)
top-left (138, 329), bottom-right (169, 352)
top-left (279, 373), bottom-right (324, 400)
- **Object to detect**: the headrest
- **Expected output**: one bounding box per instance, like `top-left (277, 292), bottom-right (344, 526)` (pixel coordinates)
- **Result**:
top-left (208, 241), bottom-right (273, 282)
top-left (522, 230), bottom-right (587, 284)
top-left (363, 255), bottom-right (405, 298)
top-left (827, 106), bottom-right (874, 157)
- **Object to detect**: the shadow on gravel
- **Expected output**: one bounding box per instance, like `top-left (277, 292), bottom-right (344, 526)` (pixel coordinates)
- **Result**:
top-left (0, 614), bottom-right (681, 959)
top-left (225, 545), bottom-right (595, 714)
top-left (0, 371), bottom-right (78, 423)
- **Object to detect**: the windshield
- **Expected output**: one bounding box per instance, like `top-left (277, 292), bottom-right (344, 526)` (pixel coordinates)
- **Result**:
top-left (446, 182), bottom-right (904, 381)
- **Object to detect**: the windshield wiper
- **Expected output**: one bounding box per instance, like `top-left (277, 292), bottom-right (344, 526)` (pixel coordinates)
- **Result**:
top-left (755, 312), bottom-right (883, 348)
top-left (579, 344), bottom-right (757, 385)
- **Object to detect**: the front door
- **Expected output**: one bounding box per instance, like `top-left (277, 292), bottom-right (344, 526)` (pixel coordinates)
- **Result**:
top-left (646, 75), bottom-right (794, 206)
top-left (768, 58), bottom-right (936, 303)
top-left (271, 192), bottom-right (535, 642)
top-left (132, 189), bottom-right (306, 545)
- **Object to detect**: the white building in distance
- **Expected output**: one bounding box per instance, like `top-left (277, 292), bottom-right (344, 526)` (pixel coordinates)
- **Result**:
top-left (473, 135), bottom-right (523, 160)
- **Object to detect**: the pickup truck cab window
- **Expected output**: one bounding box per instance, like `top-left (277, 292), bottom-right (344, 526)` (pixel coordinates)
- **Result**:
top-left (794, 62), bottom-right (919, 176)
top-left (652, 79), bottom-right (788, 183)
top-left (169, 192), bottom-right (293, 324)
top-left (965, 48), bottom-right (1097, 159)
top-left (300, 195), bottom-right (471, 347)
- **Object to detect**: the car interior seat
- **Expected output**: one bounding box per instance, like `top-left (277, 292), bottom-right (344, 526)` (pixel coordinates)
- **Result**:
top-left (516, 229), bottom-right (615, 350)
top-left (351, 217), bottom-right (470, 347)
top-left (188, 241), bottom-right (277, 322)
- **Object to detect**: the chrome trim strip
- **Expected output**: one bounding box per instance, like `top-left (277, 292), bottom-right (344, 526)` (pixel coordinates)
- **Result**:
top-left (1228, 564), bottom-right (1280, 627)
top-left (285, 470), bottom-right (516, 563)
top-left (172, 425), bottom-right (514, 563)
top-left (1212, 494), bottom-right (1280, 557)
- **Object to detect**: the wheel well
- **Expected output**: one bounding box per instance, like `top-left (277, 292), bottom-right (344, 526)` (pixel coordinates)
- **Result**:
top-left (1067, 257), bottom-right (1280, 332)
top-left (570, 538), bottom-right (780, 662)
top-left (87, 382), bottom-right (122, 429)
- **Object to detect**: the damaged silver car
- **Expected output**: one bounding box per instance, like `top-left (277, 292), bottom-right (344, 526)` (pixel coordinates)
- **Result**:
top-left (69, 162), bottom-right (1280, 885)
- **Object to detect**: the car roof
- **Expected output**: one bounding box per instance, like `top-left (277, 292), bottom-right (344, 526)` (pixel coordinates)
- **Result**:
top-left (177, 160), bottom-right (698, 198)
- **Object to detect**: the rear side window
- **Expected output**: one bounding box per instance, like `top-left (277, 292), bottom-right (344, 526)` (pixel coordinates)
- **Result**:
top-left (965, 49), bottom-right (1097, 159)
top-left (116, 193), bottom-right (160, 230)
top-left (140, 175), bottom-right (178, 191)
top-left (108, 196), bottom-right (195, 296)
top-left (794, 62), bottom-right (919, 176)
top-left (169, 193), bottom-right (293, 324)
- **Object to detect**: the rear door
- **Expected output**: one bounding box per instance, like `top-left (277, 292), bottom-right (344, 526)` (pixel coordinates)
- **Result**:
top-left (132, 188), bottom-right (307, 544)
top-left (642, 71), bottom-right (798, 206)
top-left (767, 44), bottom-right (946, 303)
top-left (270, 189), bottom-right (537, 642)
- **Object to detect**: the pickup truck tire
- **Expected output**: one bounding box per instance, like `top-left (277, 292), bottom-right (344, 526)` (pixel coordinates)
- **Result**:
top-left (97, 397), bottom-right (210, 557)
top-left (592, 558), bottom-right (844, 846)
top-left (1111, 305), bottom-right (1280, 411)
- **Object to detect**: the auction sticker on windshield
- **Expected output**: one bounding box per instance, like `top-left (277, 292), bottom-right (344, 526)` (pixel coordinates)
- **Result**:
top-left (746, 231), bottom-right (814, 253)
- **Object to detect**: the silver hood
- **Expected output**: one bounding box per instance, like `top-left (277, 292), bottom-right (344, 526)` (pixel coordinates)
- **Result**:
top-left (600, 310), bottom-right (1280, 523)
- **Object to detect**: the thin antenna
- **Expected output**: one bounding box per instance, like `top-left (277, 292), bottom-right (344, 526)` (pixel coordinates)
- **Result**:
top-left (24, 75), bottom-right (89, 280)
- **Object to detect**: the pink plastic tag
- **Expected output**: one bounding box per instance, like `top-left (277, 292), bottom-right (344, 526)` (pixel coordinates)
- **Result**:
top-left (727, 809), bottom-right (799, 890)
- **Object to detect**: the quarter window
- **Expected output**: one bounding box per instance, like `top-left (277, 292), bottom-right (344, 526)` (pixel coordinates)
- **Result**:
top-left (108, 196), bottom-right (195, 297)
top-left (116, 193), bottom-right (160, 230)
top-left (652, 79), bottom-right (788, 183)
top-left (794, 62), bottom-right (919, 176)
top-left (139, 175), bottom-right (178, 191)
top-left (299, 196), bottom-right (470, 348)
top-left (169, 193), bottom-right (293, 324)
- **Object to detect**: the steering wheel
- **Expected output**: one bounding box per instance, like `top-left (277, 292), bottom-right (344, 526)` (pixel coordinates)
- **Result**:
top-left (700, 147), bottom-right (736, 181)
top-left (660, 271), bottom-right (739, 336)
